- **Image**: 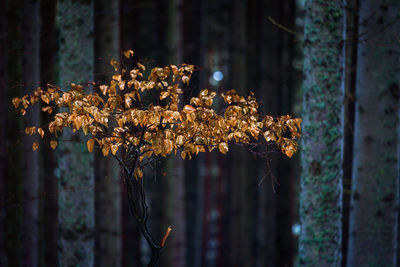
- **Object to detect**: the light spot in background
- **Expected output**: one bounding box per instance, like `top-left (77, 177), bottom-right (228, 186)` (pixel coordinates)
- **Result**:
top-left (210, 71), bottom-right (224, 86)
top-left (292, 223), bottom-right (301, 236)
top-left (213, 71), bottom-right (223, 82)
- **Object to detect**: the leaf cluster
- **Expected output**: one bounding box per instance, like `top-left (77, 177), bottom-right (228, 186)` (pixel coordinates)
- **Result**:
top-left (13, 50), bottom-right (302, 179)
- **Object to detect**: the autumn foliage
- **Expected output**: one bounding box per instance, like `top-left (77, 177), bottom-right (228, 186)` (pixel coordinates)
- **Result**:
top-left (13, 50), bottom-right (301, 179)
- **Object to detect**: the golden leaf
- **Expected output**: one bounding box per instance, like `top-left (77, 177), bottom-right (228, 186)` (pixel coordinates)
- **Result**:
top-left (41, 94), bottom-right (50, 104)
top-left (102, 145), bottom-right (110, 156)
top-left (137, 62), bottom-right (146, 71)
top-left (42, 106), bottom-right (53, 114)
top-left (218, 142), bottom-right (228, 154)
top-left (123, 50), bottom-right (134, 58)
top-left (159, 92), bottom-right (169, 101)
top-left (37, 128), bottom-right (44, 138)
top-left (12, 97), bottom-right (21, 108)
top-left (180, 151), bottom-right (186, 160)
top-left (134, 168), bottom-right (143, 179)
top-left (25, 126), bottom-right (36, 135)
top-left (32, 142), bottom-right (39, 151)
top-left (50, 140), bottom-right (57, 150)
top-left (182, 76), bottom-right (190, 85)
top-left (87, 138), bottom-right (95, 153)
top-left (112, 74), bottom-right (122, 82)
top-left (111, 144), bottom-right (119, 155)
top-left (99, 85), bottom-right (108, 96)
top-left (183, 105), bottom-right (196, 114)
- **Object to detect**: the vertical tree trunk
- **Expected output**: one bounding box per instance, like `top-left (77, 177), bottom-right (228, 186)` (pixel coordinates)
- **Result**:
top-left (255, 0), bottom-right (278, 265)
top-left (0, 0), bottom-right (7, 264)
top-left (341, 0), bottom-right (358, 265)
top-left (40, 0), bottom-right (58, 265)
top-left (299, 0), bottom-right (345, 265)
top-left (56, 0), bottom-right (95, 265)
top-left (347, 0), bottom-right (400, 265)
top-left (94, 1), bottom-right (122, 266)
top-left (164, 0), bottom-right (186, 265)
top-left (229, 0), bottom-right (248, 266)
top-left (22, 0), bottom-right (40, 266)
top-left (5, 0), bottom-right (23, 265)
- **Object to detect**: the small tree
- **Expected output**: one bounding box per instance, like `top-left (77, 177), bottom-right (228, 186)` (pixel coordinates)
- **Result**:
top-left (13, 50), bottom-right (301, 266)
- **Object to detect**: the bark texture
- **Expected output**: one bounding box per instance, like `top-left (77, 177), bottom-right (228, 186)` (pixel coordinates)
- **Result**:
top-left (22, 0), bottom-right (40, 266)
top-left (94, 0), bottom-right (122, 266)
top-left (299, 0), bottom-right (345, 265)
top-left (56, 0), bottom-right (95, 265)
top-left (347, 0), bottom-right (400, 265)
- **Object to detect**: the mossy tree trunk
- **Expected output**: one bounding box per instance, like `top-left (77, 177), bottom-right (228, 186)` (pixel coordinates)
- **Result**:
top-left (299, 0), bottom-right (345, 265)
top-left (94, 1), bottom-right (122, 266)
top-left (56, 0), bottom-right (95, 265)
top-left (347, 0), bottom-right (400, 265)
top-left (22, 0), bottom-right (40, 265)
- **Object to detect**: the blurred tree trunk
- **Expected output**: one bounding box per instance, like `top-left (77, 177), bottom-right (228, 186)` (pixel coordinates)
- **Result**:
top-left (5, 0), bottom-right (23, 265)
top-left (119, 1), bottom-right (143, 266)
top-left (182, 0), bottom-right (208, 266)
top-left (56, 0), bottom-right (95, 265)
top-left (341, 0), bottom-right (358, 265)
top-left (164, 0), bottom-right (186, 266)
top-left (40, 0), bottom-right (58, 265)
top-left (94, 1), bottom-right (122, 266)
top-left (299, 0), bottom-right (345, 265)
top-left (0, 0), bottom-right (7, 264)
top-left (274, 1), bottom-right (298, 266)
top-left (347, 0), bottom-right (400, 265)
top-left (22, 0), bottom-right (40, 266)
top-left (229, 0), bottom-right (248, 266)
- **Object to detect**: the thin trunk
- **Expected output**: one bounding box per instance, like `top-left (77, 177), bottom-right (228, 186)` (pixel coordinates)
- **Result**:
top-left (5, 0), bottom-right (23, 265)
top-left (256, 0), bottom-right (278, 265)
top-left (0, 0), bottom-right (7, 264)
top-left (182, 0), bottom-right (207, 266)
top-left (229, 0), bottom-right (248, 266)
top-left (56, 0), bottom-right (95, 265)
top-left (342, 0), bottom-right (358, 265)
top-left (299, 0), bottom-right (345, 265)
top-left (347, 0), bottom-right (400, 265)
top-left (94, 1), bottom-right (122, 266)
top-left (22, 0), bottom-right (40, 266)
top-left (40, 0), bottom-right (58, 265)
top-left (164, 0), bottom-right (185, 266)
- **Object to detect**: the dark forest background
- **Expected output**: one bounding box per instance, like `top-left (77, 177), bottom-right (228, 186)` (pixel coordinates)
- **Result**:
top-left (0, 0), bottom-right (399, 266)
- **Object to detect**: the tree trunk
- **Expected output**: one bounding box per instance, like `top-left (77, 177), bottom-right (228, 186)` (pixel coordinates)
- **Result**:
top-left (56, 0), bottom-right (95, 265)
top-left (341, 0), bottom-right (358, 265)
top-left (0, 0), bottom-right (7, 264)
top-left (229, 0), bottom-right (249, 266)
top-left (40, 0), bottom-right (58, 265)
top-left (94, 1), bottom-right (122, 266)
top-left (22, 0), bottom-right (40, 266)
top-left (299, 0), bottom-right (345, 265)
top-left (347, 0), bottom-right (400, 265)
top-left (164, 0), bottom-right (186, 265)
top-left (5, 0), bottom-right (23, 265)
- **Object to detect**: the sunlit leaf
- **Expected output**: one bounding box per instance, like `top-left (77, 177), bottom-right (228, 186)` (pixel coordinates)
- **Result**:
top-left (50, 140), bottom-right (57, 150)
top-left (32, 142), bottom-right (39, 151)
top-left (87, 138), bottom-right (95, 153)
